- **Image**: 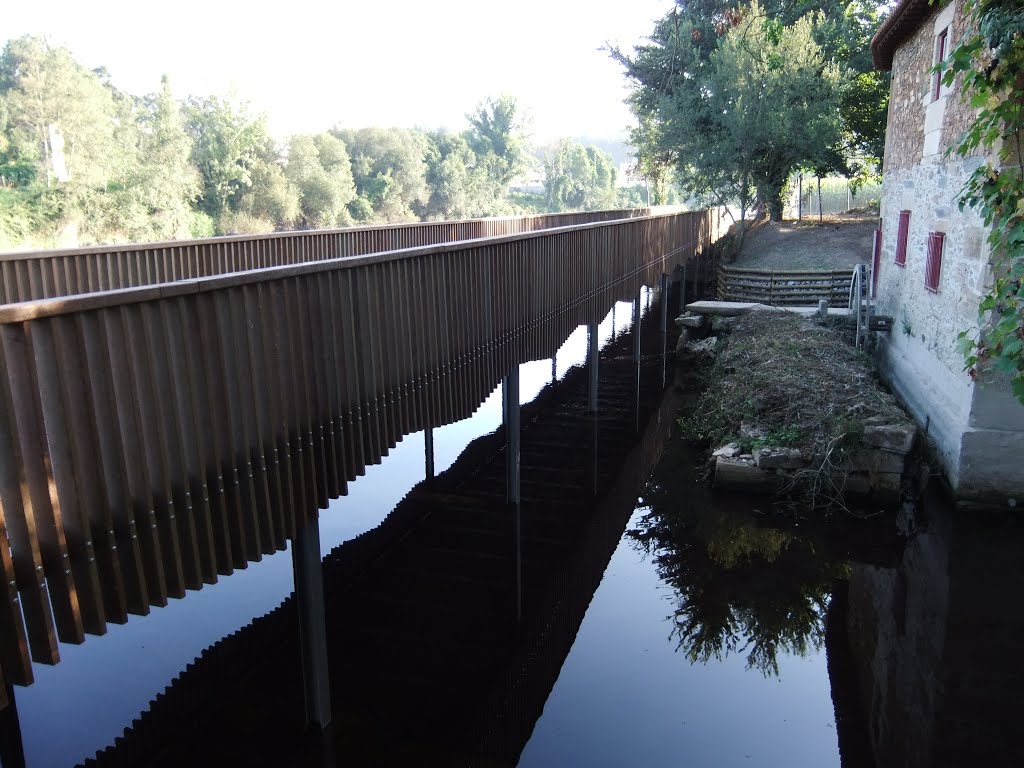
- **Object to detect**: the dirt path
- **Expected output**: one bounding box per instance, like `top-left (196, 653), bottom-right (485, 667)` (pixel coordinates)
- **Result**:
top-left (733, 211), bottom-right (878, 270)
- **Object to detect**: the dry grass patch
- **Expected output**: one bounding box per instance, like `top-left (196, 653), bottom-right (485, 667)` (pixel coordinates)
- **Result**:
top-left (683, 312), bottom-right (909, 480)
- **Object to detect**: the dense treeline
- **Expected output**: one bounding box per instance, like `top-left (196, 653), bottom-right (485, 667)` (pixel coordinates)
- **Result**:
top-left (0, 36), bottom-right (648, 251)
top-left (614, 0), bottom-right (889, 232)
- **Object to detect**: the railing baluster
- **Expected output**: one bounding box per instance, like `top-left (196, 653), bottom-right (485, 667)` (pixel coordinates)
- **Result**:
top-left (30, 317), bottom-right (106, 636)
top-left (161, 298), bottom-right (218, 585)
top-left (2, 322), bottom-right (84, 645)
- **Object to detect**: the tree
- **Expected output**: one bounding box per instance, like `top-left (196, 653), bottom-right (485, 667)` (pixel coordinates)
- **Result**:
top-left (284, 133), bottom-right (355, 229)
top-left (465, 95), bottom-right (529, 189)
top-left (419, 130), bottom-right (481, 220)
top-left (542, 140), bottom-right (619, 212)
top-left (615, 1), bottom-right (886, 230)
top-left (0, 36), bottom-right (119, 191)
top-left (0, 35), bottom-right (124, 243)
top-left (237, 158), bottom-right (299, 230)
top-left (183, 94), bottom-right (277, 224)
top-left (132, 76), bottom-right (200, 240)
top-left (332, 126), bottom-right (428, 223)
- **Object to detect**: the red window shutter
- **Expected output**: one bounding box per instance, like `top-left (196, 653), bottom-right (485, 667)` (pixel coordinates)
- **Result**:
top-left (895, 210), bottom-right (910, 266)
top-left (872, 227), bottom-right (882, 293)
top-left (925, 232), bottom-right (944, 292)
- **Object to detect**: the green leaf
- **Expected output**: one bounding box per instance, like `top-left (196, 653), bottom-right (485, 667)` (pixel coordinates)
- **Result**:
top-left (1012, 376), bottom-right (1024, 406)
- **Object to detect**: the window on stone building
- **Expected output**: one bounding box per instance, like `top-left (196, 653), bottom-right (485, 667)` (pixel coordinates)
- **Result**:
top-left (895, 210), bottom-right (910, 266)
top-left (933, 28), bottom-right (949, 101)
top-left (925, 231), bottom-right (945, 292)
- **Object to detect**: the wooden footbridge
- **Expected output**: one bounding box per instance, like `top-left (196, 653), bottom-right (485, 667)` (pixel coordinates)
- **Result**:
top-left (68, 305), bottom-right (681, 766)
top-left (0, 206), bottom-right (722, 761)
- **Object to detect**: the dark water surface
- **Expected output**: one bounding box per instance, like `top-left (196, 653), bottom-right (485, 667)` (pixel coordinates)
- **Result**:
top-left (3, 289), bottom-right (1022, 767)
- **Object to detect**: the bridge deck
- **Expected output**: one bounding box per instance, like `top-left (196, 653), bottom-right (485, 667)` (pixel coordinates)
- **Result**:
top-left (0, 208), bottom-right (722, 711)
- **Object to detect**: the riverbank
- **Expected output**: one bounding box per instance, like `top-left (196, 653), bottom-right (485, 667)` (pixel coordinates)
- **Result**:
top-left (677, 310), bottom-right (917, 512)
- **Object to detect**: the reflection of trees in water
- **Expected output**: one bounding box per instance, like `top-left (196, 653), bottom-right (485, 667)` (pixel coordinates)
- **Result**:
top-left (630, 436), bottom-right (848, 677)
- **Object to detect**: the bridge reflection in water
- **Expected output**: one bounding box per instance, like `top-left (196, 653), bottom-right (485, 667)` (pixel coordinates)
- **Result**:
top-left (0, 207), bottom-right (719, 765)
top-left (76, 293), bottom-right (677, 767)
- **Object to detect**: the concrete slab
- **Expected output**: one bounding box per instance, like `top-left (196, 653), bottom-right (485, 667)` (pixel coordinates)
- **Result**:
top-left (685, 300), bottom-right (853, 318)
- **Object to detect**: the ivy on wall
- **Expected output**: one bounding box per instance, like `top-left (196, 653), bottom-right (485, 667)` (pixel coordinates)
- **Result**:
top-left (945, 0), bottom-right (1024, 403)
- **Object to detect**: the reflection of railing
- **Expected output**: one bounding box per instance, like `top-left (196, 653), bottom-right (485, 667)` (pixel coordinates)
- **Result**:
top-left (77, 315), bottom-right (681, 766)
top-left (0, 208), bottom-right (723, 700)
top-left (0, 208), bottom-right (664, 305)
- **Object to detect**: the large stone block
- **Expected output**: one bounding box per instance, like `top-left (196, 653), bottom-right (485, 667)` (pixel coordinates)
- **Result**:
top-left (675, 314), bottom-right (706, 329)
top-left (862, 424), bottom-right (917, 453)
top-left (753, 446), bottom-right (804, 470)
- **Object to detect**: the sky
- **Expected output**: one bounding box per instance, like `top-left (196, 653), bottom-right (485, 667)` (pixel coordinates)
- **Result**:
top-left (3, 0), bottom-right (675, 144)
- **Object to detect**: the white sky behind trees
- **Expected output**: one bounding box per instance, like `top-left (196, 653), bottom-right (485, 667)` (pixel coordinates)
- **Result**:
top-left (4, 0), bottom-right (674, 143)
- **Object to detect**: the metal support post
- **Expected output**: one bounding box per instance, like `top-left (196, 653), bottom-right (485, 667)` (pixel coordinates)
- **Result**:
top-left (503, 369), bottom-right (520, 505)
top-left (587, 322), bottom-right (599, 414)
top-left (503, 368), bottom-right (523, 620)
top-left (633, 293), bottom-right (642, 431)
top-left (551, 355), bottom-right (557, 384)
top-left (679, 265), bottom-right (687, 314)
top-left (424, 427), bottom-right (435, 479)
top-left (292, 514), bottom-right (332, 731)
top-left (632, 295), bottom-right (641, 364)
top-left (660, 274), bottom-right (669, 334)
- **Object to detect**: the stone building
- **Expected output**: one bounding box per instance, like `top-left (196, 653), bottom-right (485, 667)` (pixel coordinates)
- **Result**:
top-left (871, 0), bottom-right (1023, 503)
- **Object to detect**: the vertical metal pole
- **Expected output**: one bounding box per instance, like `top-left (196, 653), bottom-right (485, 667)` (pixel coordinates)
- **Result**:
top-left (818, 176), bottom-right (823, 223)
top-left (292, 514), bottom-right (331, 731)
top-left (633, 293), bottom-right (642, 432)
top-left (798, 174), bottom-right (803, 221)
top-left (632, 294), bottom-right (641, 364)
top-left (503, 370), bottom-right (520, 505)
top-left (503, 368), bottom-right (522, 621)
top-left (696, 250), bottom-right (702, 300)
top-left (660, 274), bottom-right (669, 334)
top-left (680, 264), bottom-right (687, 313)
top-left (424, 427), bottom-right (434, 479)
top-left (611, 304), bottom-right (617, 340)
top-left (551, 355), bottom-right (556, 384)
top-left (587, 322), bottom-right (599, 414)
top-left (660, 274), bottom-right (669, 389)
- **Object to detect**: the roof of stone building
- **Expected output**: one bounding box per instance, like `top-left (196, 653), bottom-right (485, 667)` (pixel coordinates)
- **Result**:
top-left (871, 0), bottom-right (943, 71)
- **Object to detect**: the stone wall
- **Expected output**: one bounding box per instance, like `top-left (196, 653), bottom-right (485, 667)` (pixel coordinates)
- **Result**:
top-left (876, 154), bottom-right (1024, 499)
top-left (883, 0), bottom-right (973, 174)
top-left (876, 0), bottom-right (1024, 501)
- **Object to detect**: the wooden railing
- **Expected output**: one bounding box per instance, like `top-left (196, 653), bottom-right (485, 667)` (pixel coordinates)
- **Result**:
top-left (0, 208), bottom-right (723, 696)
top-left (0, 208), bottom-right (659, 305)
top-left (717, 265), bottom-right (853, 306)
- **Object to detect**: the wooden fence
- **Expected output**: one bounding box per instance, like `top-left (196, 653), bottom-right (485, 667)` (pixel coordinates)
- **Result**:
top-left (0, 208), bottom-right (658, 306)
top-left (717, 265), bottom-right (853, 306)
top-left (0, 208), bottom-right (722, 698)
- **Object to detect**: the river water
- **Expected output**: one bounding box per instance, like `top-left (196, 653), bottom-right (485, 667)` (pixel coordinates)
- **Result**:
top-left (3, 290), bottom-right (1022, 767)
